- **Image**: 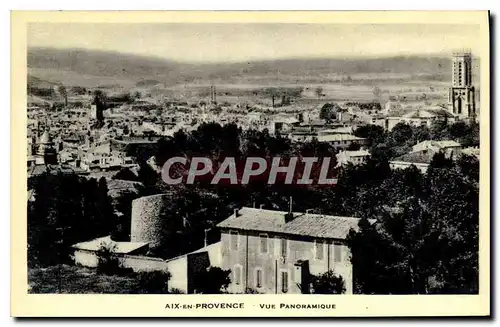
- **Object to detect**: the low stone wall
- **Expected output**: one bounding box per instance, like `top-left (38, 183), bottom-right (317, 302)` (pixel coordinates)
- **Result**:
top-left (73, 249), bottom-right (188, 293)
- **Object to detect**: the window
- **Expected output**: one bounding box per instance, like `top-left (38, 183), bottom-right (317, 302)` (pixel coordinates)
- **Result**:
top-left (259, 234), bottom-right (268, 253)
top-left (230, 231), bottom-right (239, 250)
top-left (281, 271), bottom-right (289, 293)
top-left (234, 265), bottom-right (242, 285)
top-left (334, 242), bottom-right (342, 263)
top-left (255, 268), bottom-right (263, 288)
top-left (280, 238), bottom-right (288, 259)
top-left (315, 240), bottom-right (324, 260)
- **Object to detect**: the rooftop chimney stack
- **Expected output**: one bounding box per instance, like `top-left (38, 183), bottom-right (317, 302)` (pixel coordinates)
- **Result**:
top-left (204, 228), bottom-right (210, 247)
top-left (234, 208), bottom-right (240, 217)
top-left (285, 197), bottom-right (294, 223)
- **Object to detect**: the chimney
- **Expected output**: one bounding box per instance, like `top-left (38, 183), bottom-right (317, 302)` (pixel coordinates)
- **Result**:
top-left (259, 204), bottom-right (264, 209)
top-left (234, 208), bottom-right (240, 217)
top-left (204, 228), bottom-right (210, 247)
top-left (285, 197), bottom-right (294, 223)
top-left (306, 209), bottom-right (314, 214)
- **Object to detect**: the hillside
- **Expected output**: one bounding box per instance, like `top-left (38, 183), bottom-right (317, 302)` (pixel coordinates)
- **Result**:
top-left (27, 47), bottom-right (480, 89)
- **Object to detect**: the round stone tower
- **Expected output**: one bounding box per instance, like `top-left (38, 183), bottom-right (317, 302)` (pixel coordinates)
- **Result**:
top-left (130, 194), bottom-right (170, 246)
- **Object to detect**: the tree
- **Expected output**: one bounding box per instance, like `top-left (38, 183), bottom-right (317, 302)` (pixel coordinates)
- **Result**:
top-left (390, 123), bottom-right (414, 146)
top-left (315, 86), bottom-right (324, 102)
top-left (346, 158), bottom-right (478, 294)
top-left (135, 271), bottom-right (172, 294)
top-left (28, 173), bottom-right (115, 267)
top-left (319, 103), bottom-right (338, 121)
top-left (122, 125), bottom-right (130, 135)
top-left (448, 121), bottom-right (468, 141)
top-left (193, 267), bottom-right (231, 294)
top-left (430, 120), bottom-right (449, 140)
top-left (311, 270), bottom-right (346, 294)
top-left (92, 90), bottom-right (106, 126)
top-left (58, 85), bottom-right (68, 106)
top-left (346, 142), bottom-right (361, 151)
top-left (354, 124), bottom-right (386, 146)
top-left (96, 243), bottom-right (122, 275)
top-left (456, 154), bottom-right (479, 183)
top-left (70, 86), bottom-right (87, 95)
top-left (412, 125), bottom-right (431, 144)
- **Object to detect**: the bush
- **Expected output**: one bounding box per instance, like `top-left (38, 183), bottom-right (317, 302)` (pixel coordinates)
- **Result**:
top-left (96, 243), bottom-right (130, 275)
top-left (245, 288), bottom-right (261, 294)
top-left (311, 270), bottom-right (346, 294)
top-left (170, 288), bottom-right (184, 294)
top-left (193, 266), bottom-right (231, 294)
top-left (135, 270), bottom-right (172, 294)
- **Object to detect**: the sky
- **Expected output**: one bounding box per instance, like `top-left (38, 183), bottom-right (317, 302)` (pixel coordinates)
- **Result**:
top-left (28, 23), bottom-right (481, 63)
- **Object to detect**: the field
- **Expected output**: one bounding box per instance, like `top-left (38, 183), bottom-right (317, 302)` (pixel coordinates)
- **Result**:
top-left (28, 265), bottom-right (140, 294)
top-left (29, 68), bottom-right (138, 89)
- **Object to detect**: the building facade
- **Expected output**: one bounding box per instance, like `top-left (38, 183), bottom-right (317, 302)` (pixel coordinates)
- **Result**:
top-left (217, 207), bottom-right (370, 294)
top-left (386, 108), bottom-right (456, 131)
top-left (336, 149), bottom-right (371, 166)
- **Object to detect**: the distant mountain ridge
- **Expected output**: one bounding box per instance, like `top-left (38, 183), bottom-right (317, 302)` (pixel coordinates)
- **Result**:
top-left (28, 47), bottom-right (479, 87)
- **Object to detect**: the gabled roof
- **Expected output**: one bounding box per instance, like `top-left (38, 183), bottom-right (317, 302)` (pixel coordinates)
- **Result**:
top-left (319, 126), bottom-right (354, 135)
top-left (28, 164), bottom-right (79, 177)
top-left (217, 207), bottom-right (374, 240)
top-left (317, 134), bottom-right (365, 143)
top-left (433, 140), bottom-right (461, 148)
top-left (72, 236), bottom-right (149, 254)
top-left (413, 140), bottom-right (461, 150)
top-left (401, 108), bottom-right (455, 119)
top-left (392, 150), bottom-right (436, 164)
top-left (340, 149), bottom-right (371, 157)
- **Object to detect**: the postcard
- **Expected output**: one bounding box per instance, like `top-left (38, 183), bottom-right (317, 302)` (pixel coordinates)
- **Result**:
top-left (11, 10), bottom-right (490, 317)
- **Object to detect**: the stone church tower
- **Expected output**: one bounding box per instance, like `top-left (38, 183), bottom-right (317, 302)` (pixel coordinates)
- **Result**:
top-left (448, 51), bottom-right (476, 119)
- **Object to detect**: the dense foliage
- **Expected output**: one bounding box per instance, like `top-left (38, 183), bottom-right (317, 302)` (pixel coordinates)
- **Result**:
top-left (28, 173), bottom-right (115, 267)
top-left (354, 121), bottom-right (480, 160)
top-left (193, 266), bottom-right (231, 294)
top-left (346, 153), bottom-right (479, 294)
top-left (311, 270), bottom-right (346, 294)
top-left (136, 271), bottom-right (172, 294)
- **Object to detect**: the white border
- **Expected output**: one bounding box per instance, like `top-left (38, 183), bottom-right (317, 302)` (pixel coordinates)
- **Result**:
top-left (4, 2), bottom-right (498, 327)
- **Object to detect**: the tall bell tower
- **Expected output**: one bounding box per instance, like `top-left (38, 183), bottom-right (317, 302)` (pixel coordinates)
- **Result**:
top-left (448, 51), bottom-right (476, 119)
